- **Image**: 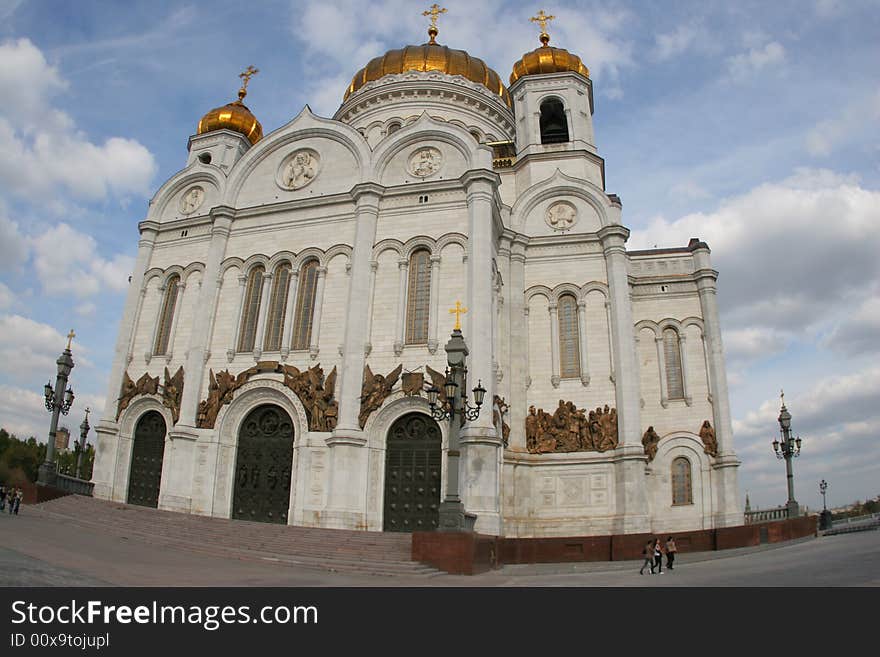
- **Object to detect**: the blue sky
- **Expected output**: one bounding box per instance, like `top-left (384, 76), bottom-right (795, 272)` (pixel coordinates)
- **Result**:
top-left (1, 0), bottom-right (878, 512)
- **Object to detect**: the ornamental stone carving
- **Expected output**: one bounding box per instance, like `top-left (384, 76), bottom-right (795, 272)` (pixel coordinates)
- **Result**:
top-left (401, 371), bottom-right (425, 396)
top-left (359, 364), bottom-right (403, 428)
top-left (281, 363), bottom-right (338, 432)
top-left (545, 201), bottom-right (577, 231)
top-left (179, 186), bottom-right (204, 214)
top-left (408, 147), bottom-right (442, 178)
top-left (525, 401), bottom-right (618, 454)
top-left (699, 420), bottom-right (718, 457)
top-left (162, 366), bottom-right (184, 424)
top-left (279, 149), bottom-right (319, 190)
top-left (493, 395), bottom-right (510, 447)
top-left (116, 371), bottom-right (160, 420)
top-left (642, 426), bottom-right (661, 462)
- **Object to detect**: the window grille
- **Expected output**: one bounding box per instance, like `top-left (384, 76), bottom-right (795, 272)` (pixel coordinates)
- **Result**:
top-left (153, 275), bottom-right (180, 355)
top-left (664, 328), bottom-right (685, 399)
top-left (558, 295), bottom-right (581, 378)
top-left (237, 266), bottom-right (264, 352)
top-left (405, 250), bottom-right (431, 344)
top-left (292, 260), bottom-right (319, 350)
top-left (263, 263), bottom-right (291, 352)
top-left (672, 457), bottom-right (693, 505)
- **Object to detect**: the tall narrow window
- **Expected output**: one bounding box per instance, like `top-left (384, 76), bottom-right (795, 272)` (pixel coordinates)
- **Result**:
top-left (558, 294), bottom-right (581, 378)
top-left (672, 457), bottom-right (693, 505)
top-left (540, 99), bottom-right (569, 144)
top-left (405, 249), bottom-right (431, 345)
top-left (263, 263), bottom-right (291, 352)
top-left (664, 328), bottom-right (685, 399)
top-left (292, 260), bottom-right (319, 350)
top-left (237, 266), bottom-right (264, 352)
top-left (154, 275), bottom-right (180, 355)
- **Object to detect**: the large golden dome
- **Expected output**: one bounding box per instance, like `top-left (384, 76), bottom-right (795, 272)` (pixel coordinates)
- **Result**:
top-left (510, 33), bottom-right (589, 85)
top-left (343, 28), bottom-right (511, 107)
top-left (197, 70), bottom-right (263, 145)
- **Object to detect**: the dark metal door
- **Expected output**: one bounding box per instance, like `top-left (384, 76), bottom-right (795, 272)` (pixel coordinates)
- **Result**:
top-left (232, 405), bottom-right (294, 524)
top-left (127, 410), bottom-right (166, 508)
top-left (383, 413), bottom-right (441, 532)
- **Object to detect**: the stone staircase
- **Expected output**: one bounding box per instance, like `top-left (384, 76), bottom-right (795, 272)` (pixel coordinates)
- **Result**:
top-left (33, 495), bottom-right (443, 578)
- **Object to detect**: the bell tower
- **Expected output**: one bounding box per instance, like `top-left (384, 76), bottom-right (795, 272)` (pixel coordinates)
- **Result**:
top-left (508, 12), bottom-right (596, 156)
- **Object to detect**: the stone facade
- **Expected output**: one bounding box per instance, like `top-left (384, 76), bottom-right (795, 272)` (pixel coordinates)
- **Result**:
top-left (93, 59), bottom-right (740, 537)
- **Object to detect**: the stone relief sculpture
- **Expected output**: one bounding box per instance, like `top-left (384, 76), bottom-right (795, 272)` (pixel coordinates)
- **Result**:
top-left (409, 147), bottom-right (442, 177)
top-left (116, 371), bottom-right (161, 420)
top-left (162, 366), bottom-right (185, 424)
top-left (197, 368), bottom-right (250, 429)
top-left (642, 426), bottom-right (661, 462)
top-left (359, 364), bottom-right (403, 428)
top-left (281, 363), bottom-right (338, 432)
top-left (699, 420), bottom-right (718, 457)
top-left (545, 202), bottom-right (577, 231)
top-left (493, 395), bottom-right (510, 447)
top-left (179, 186), bottom-right (204, 214)
top-left (525, 401), bottom-right (618, 454)
top-left (281, 150), bottom-right (318, 189)
top-left (401, 371), bottom-right (425, 396)
top-left (425, 365), bottom-right (448, 406)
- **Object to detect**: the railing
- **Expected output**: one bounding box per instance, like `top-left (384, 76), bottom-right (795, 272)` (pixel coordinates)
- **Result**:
top-left (492, 157), bottom-right (515, 169)
top-left (53, 473), bottom-right (94, 496)
top-left (831, 512), bottom-right (880, 528)
top-left (745, 506), bottom-right (789, 524)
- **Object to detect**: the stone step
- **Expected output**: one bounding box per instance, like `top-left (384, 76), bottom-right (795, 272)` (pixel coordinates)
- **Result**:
top-left (34, 495), bottom-right (440, 578)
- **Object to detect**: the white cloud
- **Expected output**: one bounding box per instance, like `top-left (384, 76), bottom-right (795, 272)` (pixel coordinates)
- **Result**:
top-left (726, 40), bottom-right (785, 80)
top-left (670, 180), bottom-right (710, 201)
top-left (653, 24), bottom-right (698, 61)
top-left (0, 314), bottom-right (92, 376)
top-left (722, 327), bottom-right (789, 365)
top-left (823, 295), bottom-right (880, 356)
top-left (30, 222), bottom-right (134, 298)
top-left (0, 282), bottom-right (13, 310)
top-left (0, 384), bottom-right (104, 444)
top-left (0, 212), bottom-right (28, 271)
top-left (806, 90), bottom-right (880, 157)
top-left (0, 38), bottom-right (157, 201)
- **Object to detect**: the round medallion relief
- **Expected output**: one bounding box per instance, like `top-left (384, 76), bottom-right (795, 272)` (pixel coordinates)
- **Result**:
top-left (545, 201), bottom-right (578, 231)
top-left (408, 147), bottom-right (443, 178)
top-left (179, 186), bottom-right (205, 215)
top-left (278, 149), bottom-right (320, 190)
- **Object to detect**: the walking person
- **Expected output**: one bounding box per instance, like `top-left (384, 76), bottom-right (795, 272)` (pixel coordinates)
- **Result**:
top-left (666, 537), bottom-right (677, 571)
top-left (639, 540), bottom-right (654, 575)
top-left (8, 487), bottom-right (16, 515)
top-left (653, 538), bottom-right (663, 574)
top-left (13, 488), bottom-right (22, 515)
top-left (0, 483), bottom-right (7, 512)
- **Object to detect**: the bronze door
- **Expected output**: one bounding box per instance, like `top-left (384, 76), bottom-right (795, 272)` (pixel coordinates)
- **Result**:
top-left (232, 404), bottom-right (294, 524)
top-left (383, 413), bottom-right (441, 532)
top-left (127, 410), bottom-right (166, 508)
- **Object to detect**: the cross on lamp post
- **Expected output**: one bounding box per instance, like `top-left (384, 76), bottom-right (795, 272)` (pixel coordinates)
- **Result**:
top-left (75, 407), bottom-right (91, 480)
top-left (771, 390), bottom-right (801, 518)
top-left (425, 303), bottom-right (487, 532)
top-left (39, 330), bottom-right (76, 485)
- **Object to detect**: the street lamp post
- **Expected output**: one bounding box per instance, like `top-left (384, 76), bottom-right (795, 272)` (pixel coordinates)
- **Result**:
top-left (819, 479), bottom-right (832, 530)
top-left (771, 391), bottom-right (801, 518)
top-left (426, 323), bottom-right (487, 532)
top-left (39, 330), bottom-right (76, 486)
top-left (75, 407), bottom-right (91, 480)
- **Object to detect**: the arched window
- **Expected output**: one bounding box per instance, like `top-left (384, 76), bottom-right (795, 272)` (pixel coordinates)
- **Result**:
top-left (663, 328), bottom-right (685, 399)
top-left (153, 274), bottom-right (180, 356)
top-left (387, 121), bottom-right (401, 134)
top-left (405, 249), bottom-right (431, 344)
top-left (672, 457), bottom-right (693, 505)
top-left (263, 262), bottom-right (291, 352)
top-left (292, 260), bottom-right (319, 350)
top-left (540, 98), bottom-right (569, 144)
top-left (558, 294), bottom-right (581, 378)
top-left (237, 266), bottom-right (264, 352)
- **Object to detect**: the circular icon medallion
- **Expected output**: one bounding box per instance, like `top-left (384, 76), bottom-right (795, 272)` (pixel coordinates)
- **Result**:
top-left (279, 149), bottom-right (320, 190)
top-left (408, 147), bottom-right (443, 178)
top-left (179, 186), bottom-right (204, 215)
top-left (545, 201), bottom-right (578, 231)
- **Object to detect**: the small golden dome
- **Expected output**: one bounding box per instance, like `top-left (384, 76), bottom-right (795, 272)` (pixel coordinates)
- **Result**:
top-left (509, 33), bottom-right (589, 85)
top-left (343, 40), bottom-right (511, 107)
top-left (198, 67), bottom-right (263, 145)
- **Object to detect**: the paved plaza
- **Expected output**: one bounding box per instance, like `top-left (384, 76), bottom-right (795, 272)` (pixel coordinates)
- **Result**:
top-left (1, 508), bottom-right (877, 587)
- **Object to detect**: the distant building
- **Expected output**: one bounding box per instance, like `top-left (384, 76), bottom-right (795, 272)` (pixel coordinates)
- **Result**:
top-left (54, 427), bottom-right (70, 452)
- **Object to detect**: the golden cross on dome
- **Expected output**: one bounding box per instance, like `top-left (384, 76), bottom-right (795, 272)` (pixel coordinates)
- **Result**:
top-left (238, 65), bottom-right (259, 100)
top-left (66, 329), bottom-right (75, 350)
top-left (422, 3), bottom-right (446, 43)
top-left (530, 9), bottom-right (556, 45)
top-left (449, 300), bottom-right (467, 331)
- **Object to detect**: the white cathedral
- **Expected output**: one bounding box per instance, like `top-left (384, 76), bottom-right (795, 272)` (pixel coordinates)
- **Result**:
top-left (93, 11), bottom-right (741, 538)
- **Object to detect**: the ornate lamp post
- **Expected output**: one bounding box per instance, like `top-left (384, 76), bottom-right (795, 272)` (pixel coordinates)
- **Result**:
top-left (39, 330), bottom-right (76, 485)
top-left (771, 391), bottom-right (801, 518)
top-left (75, 407), bottom-right (91, 480)
top-left (819, 479), bottom-right (832, 530)
top-left (426, 303), bottom-right (487, 532)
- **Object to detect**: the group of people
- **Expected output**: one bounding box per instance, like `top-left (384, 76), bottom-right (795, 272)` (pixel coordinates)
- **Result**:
top-left (0, 483), bottom-right (23, 515)
top-left (640, 537), bottom-right (677, 575)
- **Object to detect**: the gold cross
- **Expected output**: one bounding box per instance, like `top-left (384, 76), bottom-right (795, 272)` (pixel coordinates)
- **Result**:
top-left (66, 329), bottom-right (76, 350)
top-left (449, 301), bottom-right (467, 331)
top-left (423, 3), bottom-right (447, 28)
top-left (530, 9), bottom-right (556, 42)
top-left (239, 65), bottom-right (259, 90)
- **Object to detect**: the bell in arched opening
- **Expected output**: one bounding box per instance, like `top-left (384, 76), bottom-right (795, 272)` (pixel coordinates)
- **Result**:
top-left (540, 99), bottom-right (569, 144)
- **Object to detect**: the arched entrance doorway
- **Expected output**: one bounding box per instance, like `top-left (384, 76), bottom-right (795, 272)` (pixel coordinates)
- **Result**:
top-left (127, 410), bottom-right (166, 508)
top-left (383, 412), bottom-right (442, 532)
top-left (232, 404), bottom-right (294, 524)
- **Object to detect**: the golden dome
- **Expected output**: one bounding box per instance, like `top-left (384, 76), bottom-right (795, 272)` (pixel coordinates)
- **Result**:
top-left (343, 33), bottom-right (511, 107)
top-left (198, 68), bottom-right (263, 145)
top-left (509, 33), bottom-right (589, 85)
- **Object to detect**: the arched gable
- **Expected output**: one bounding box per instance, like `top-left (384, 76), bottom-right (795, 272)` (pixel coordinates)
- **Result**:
top-left (510, 169), bottom-right (612, 235)
top-left (147, 167), bottom-right (225, 224)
